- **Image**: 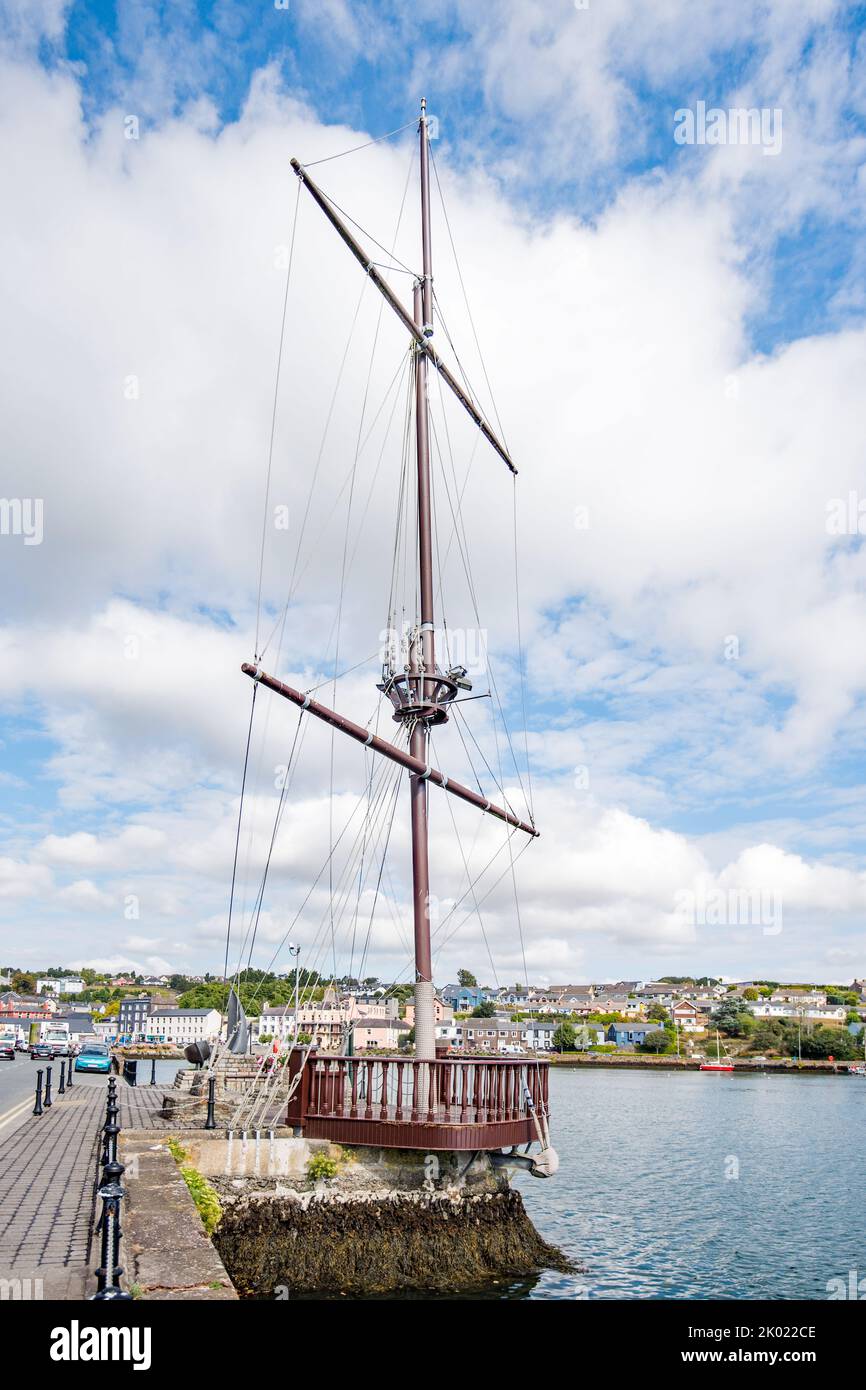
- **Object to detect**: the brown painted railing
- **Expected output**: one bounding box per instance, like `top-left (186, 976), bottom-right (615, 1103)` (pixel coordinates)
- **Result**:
top-left (285, 1049), bottom-right (549, 1151)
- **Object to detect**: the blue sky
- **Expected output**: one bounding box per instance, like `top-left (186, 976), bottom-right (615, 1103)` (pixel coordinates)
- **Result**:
top-left (1, 0), bottom-right (866, 984)
top-left (46, 0), bottom-right (863, 357)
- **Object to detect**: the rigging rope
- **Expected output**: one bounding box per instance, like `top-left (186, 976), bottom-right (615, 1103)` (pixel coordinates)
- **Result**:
top-left (302, 117), bottom-right (417, 168)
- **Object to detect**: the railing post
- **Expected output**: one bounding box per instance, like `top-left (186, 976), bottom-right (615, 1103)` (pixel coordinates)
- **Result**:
top-left (364, 1061), bottom-right (374, 1120)
top-left (285, 1045), bottom-right (312, 1134)
top-left (410, 1061), bottom-right (419, 1121)
top-left (33, 1068), bottom-right (44, 1116)
top-left (379, 1060), bottom-right (389, 1119)
top-left (394, 1060), bottom-right (404, 1121)
top-left (204, 1075), bottom-right (216, 1130)
top-left (92, 1156), bottom-right (132, 1300)
top-left (44, 1065), bottom-right (52, 1109)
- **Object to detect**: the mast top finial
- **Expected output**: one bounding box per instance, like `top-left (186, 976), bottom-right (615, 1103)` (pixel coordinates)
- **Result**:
top-left (420, 96), bottom-right (427, 118)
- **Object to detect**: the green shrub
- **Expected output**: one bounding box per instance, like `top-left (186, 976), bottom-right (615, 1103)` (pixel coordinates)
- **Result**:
top-left (167, 1137), bottom-right (223, 1236)
top-left (306, 1151), bottom-right (340, 1182)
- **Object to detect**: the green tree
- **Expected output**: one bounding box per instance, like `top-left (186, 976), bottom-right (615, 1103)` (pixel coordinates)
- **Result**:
top-left (457, 969), bottom-right (478, 988)
top-left (647, 1003), bottom-right (670, 1022)
top-left (743, 987), bottom-right (759, 1001)
top-left (11, 971), bottom-right (35, 993)
top-left (641, 1030), bottom-right (671, 1053)
top-left (471, 1000), bottom-right (495, 1018)
top-left (713, 998), bottom-right (752, 1037)
top-left (798, 1026), bottom-right (859, 1061)
top-left (749, 1019), bottom-right (784, 1052)
top-left (552, 1022), bottom-right (577, 1053)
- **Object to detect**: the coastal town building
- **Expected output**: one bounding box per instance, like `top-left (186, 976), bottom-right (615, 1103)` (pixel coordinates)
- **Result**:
top-left (457, 1018), bottom-right (525, 1053)
top-left (0, 992), bottom-right (53, 1020)
top-left (670, 1001), bottom-right (702, 1032)
top-left (118, 996), bottom-right (154, 1040)
top-left (35, 976), bottom-right (85, 996)
top-left (147, 1007), bottom-right (221, 1043)
top-left (747, 1000), bottom-right (846, 1024)
top-left (403, 996), bottom-right (453, 1026)
top-left (353, 1016), bottom-right (411, 1049)
top-left (607, 1021), bottom-right (665, 1048)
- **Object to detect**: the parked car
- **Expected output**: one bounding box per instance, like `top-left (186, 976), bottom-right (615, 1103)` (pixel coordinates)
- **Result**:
top-left (15, 1039), bottom-right (29, 1052)
top-left (74, 1042), bottom-right (112, 1075)
top-left (30, 1042), bottom-right (55, 1060)
top-left (0, 1036), bottom-right (17, 1061)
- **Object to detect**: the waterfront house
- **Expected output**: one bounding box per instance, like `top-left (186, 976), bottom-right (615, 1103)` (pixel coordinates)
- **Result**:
top-left (353, 1016), bottom-right (411, 1050)
top-left (522, 1021), bottom-right (556, 1051)
top-left (747, 1001), bottom-right (846, 1024)
top-left (253, 1004), bottom-right (352, 1050)
top-left (606, 1021), bottom-right (665, 1048)
top-left (435, 1021), bottom-right (459, 1048)
top-left (117, 995), bottom-right (154, 1041)
top-left (457, 1018), bottom-right (526, 1053)
top-left (403, 995), bottom-right (453, 1026)
top-left (443, 985), bottom-right (490, 1012)
top-left (770, 990), bottom-right (828, 1007)
top-left (147, 1007), bottom-right (221, 1043)
top-left (670, 1001), bottom-right (702, 1033)
top-left (594, 995), bottom-right (643, 1017)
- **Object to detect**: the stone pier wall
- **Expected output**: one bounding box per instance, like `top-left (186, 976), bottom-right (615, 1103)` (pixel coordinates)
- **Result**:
top-left (120, 1129), bottom-right (569, 1299)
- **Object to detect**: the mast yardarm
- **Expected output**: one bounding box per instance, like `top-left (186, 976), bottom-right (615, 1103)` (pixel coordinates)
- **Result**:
top-left (289, 155), bottom-right (517, 476)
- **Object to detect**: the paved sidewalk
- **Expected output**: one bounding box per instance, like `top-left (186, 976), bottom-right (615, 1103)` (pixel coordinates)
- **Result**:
top-left (0, 1079), bottom-right (168, 1299)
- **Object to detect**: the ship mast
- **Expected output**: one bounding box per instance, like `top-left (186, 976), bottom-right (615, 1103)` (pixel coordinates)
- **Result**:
top-left (247, 103), bottom-right (538, 1056)
top-left (408, 98), bottom-right (437, 1060)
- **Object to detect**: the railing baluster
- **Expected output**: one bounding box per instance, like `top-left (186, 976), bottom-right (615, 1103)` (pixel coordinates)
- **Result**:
top-left (426, 1061), bottom-right (435, 1123)
top-left (350, 1060), bottom-right (358, 1118)
top-left (472, 1064), bottom-right (481, 1123)
top-left (410, 1061), bottom-right (419, 1121)
top-left (379, 1061), bottom-right (389, 1119)
top-left (394, 1061), bottom-right (403, 1121)
top-left (364, 1061), bottom-right (374, 1120)
top-left (335, 1061), bottom-right (345, 1117)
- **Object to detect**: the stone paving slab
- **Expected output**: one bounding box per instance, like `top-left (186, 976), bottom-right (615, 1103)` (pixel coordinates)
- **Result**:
top-left (0, 1080), bottom-right (173, 1300)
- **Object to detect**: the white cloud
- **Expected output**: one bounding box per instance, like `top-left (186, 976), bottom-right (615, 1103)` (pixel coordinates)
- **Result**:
top-left (0, 857), bottom-right (53, 899)
top-left (0, 26), bottom-right (864, 983)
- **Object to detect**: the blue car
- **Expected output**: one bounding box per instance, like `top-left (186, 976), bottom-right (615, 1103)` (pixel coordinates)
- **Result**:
top-left (74, 1043), bottom-right (112, 1074)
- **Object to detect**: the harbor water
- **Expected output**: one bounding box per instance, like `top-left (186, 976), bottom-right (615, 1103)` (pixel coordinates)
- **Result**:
top-left (507, 1066), bottom-right (866, 1300)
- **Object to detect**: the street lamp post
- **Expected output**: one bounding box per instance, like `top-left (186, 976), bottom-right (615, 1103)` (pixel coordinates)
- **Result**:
top-left (288, 943), bottom-right (300, 1046)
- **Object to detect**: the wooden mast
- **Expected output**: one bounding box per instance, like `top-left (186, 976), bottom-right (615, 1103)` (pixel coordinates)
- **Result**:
top-left (247, 106), bottom-right (539, 1064)
top-left (410, 98), bottom-right (437, 1061)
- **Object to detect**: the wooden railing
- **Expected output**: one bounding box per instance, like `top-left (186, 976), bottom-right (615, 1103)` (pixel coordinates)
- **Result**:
top-left (285, 1049), bottom-right (549, 1150)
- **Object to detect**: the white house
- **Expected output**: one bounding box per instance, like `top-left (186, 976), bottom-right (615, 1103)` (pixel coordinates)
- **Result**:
top-left (36, 977), bottom-right (85, 996)
top-left (435, 1021), bottom-right (459, 1047)
top-left (747, 1001), bottom-right (846, 1024)
top-left (522, 1021), bottom-right (556, 1051)
top-left (147, 1008), bottom-right (221, 1043)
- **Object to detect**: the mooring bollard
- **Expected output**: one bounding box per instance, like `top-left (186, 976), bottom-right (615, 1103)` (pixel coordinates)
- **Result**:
top-left (33, 1068), bottom-right (44, 1116)
top-left (150, 1058), bottom-right (156, 1086)
top-left (91, 1158), bottom-right (132, 1300)
top-left (58, 1059), bottom-right (66, 1095)
top-left (44, 1065), bottom-right (53, 1109)
top-left (204, 1074), bottom-right (216, 1130)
